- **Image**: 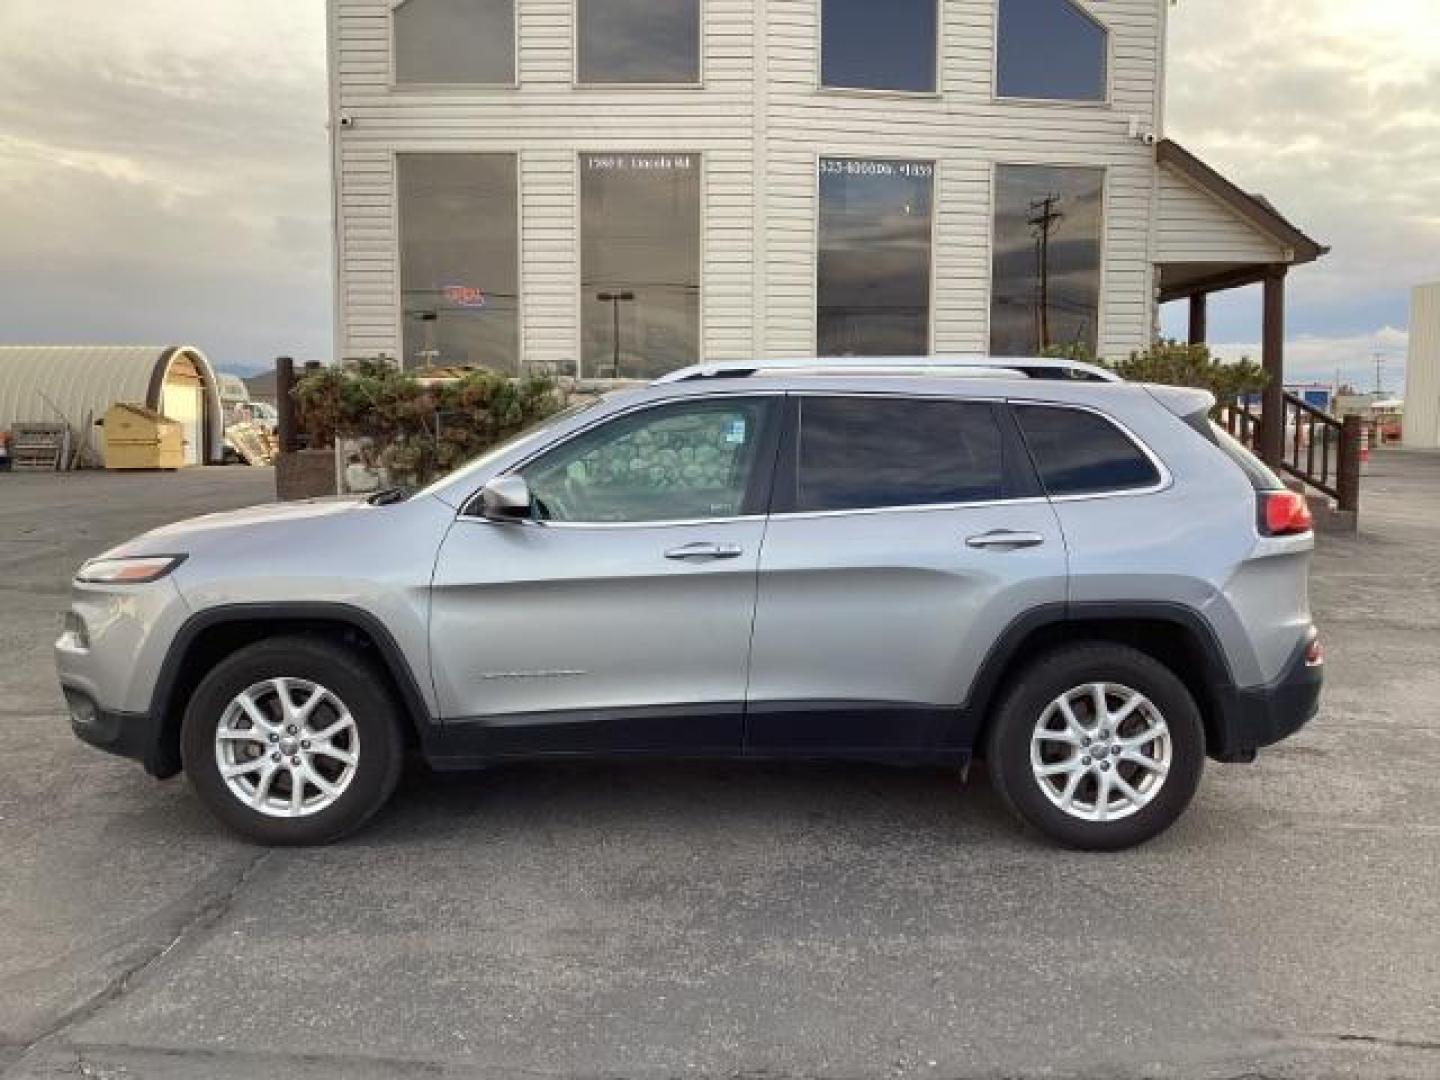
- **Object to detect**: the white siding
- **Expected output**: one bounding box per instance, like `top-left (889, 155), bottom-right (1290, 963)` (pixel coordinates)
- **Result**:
top-left (1404, 283), bottom-right (1440, 450)
top-left (331, 0), bottom-right (1168, 366)
top-left (1155, 166), bottom-right (1287, 265)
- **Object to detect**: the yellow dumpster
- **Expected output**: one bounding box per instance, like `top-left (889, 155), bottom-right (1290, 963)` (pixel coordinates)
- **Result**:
top-left (102, 403), bottom-right (186, 470)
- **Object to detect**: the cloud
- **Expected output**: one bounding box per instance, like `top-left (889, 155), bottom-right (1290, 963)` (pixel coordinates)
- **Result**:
top-left (1166, 0), bottom-right (1440, 345)
top-left (1197, 328), bottom-right (1410, 394)
top-left (0, 1), bottom-right (331, 373)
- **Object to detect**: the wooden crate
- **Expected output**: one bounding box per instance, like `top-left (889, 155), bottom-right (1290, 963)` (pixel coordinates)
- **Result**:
top-left (11, 423), bottom-right (70, 472)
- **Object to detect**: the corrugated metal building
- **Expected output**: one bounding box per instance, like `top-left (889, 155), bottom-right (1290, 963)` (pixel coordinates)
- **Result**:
top-left (0, 346), bottom-right (224, 466)
top-left (1404, 283), bottom-right (1440, 449)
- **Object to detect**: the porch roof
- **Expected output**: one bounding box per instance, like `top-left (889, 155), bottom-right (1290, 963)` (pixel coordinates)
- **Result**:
top-left (1155, 139), bottom-right (1329, 302)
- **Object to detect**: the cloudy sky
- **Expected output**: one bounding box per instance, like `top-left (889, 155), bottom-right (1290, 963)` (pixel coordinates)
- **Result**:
top-left (0, 0), bottom-right (1435, 388)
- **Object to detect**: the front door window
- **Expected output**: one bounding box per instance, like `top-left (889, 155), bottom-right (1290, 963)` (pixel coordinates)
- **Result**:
top-left (519, 399), bottom-right (775, 523)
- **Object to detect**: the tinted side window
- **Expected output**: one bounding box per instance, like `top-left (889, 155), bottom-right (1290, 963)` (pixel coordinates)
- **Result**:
top-left (797, 398), bottom-right (1003, 512)
top-left (1015, 405), bottom-right (1160, 496)
top-left (521, 399), bottom-right (773, 523)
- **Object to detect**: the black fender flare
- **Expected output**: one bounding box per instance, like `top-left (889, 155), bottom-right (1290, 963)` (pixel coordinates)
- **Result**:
top-left (147, 602), bottom-right (436, 776)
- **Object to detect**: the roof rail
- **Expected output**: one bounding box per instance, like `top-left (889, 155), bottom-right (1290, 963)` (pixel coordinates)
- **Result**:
top-left (653, 356), bottom-right (1121, 385)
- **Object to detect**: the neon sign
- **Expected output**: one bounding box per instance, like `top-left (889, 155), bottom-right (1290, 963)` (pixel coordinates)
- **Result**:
top-left (443, 285), bottom-right (488, 308)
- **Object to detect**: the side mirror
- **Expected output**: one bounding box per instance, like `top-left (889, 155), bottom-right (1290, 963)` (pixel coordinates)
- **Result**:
top-left (479, 475), bottom-right (533, 522)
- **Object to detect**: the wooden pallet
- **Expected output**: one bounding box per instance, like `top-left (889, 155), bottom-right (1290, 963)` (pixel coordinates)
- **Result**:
top-left (11, 423), bottom-right (70, 472)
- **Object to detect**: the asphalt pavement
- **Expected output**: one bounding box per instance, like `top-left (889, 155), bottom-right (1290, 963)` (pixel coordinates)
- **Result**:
top-left (1, 457), bottom-right (1437, 1079)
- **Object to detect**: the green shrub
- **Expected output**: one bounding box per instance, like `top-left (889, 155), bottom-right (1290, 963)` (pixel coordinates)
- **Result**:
top-left (293, 362), bottom-right (567, 486)
top-left (1044, 340), bottom-right (1268, 415)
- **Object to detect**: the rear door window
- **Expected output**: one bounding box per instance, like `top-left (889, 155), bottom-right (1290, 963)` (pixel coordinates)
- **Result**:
top-left (1014, 404), bottom-right (1161, 497)
top-left (794, 396), bottom-right (1004, 512)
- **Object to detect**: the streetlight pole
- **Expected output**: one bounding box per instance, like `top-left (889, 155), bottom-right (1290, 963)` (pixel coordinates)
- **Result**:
top-left (596, 291), bottom-right (635, 379)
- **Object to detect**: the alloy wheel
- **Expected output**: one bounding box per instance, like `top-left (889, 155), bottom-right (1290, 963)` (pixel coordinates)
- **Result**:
top-left (214, 677), bottom-right (360, 819)
top-left (1029, 682), bottom-right (1172, 823)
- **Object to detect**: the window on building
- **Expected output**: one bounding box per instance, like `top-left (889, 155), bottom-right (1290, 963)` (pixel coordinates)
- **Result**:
top-left (393, 0), bottom-right (515, 85)
top-left (577, 0), bottom-right (701, 84)
top-left (821, 0), bottom-right (937, 93)
top-left (580, 153), bottom-right (701, 379)
top-left (795, 397), bottom-right (1004, 512)
top-left (1014, 405), bottom-right (1160, 495)
top-left (398, 154), bottom-right (519, 372)
top-left (989, 164), bottom-right (1103, 357)
top-left (817, 158), bottom-right (934, 357)
top-left (521, 399), bottom-right (776, 522)
top-left (996, 0), bottom-right (1108, 102)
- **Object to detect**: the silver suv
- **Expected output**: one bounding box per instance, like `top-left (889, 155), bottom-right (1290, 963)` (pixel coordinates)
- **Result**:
top-left (56, 358), bottom-right (1323, 849)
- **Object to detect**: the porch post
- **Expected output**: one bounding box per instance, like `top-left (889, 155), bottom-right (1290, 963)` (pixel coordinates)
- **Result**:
top-left (1188, 293), bottom-right (1208, 346)
top-left (1259, 267), bottom-right (1288, 466)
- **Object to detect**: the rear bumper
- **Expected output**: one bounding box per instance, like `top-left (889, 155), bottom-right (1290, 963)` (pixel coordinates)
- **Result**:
top-left (63, 688), bottom-right (172, 777)
top-left (1209, 634), bottom-right (1323, 762)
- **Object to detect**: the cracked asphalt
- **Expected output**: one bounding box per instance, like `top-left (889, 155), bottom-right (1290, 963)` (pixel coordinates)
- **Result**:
top-left (1, 455), bottom-right (1438, 1079)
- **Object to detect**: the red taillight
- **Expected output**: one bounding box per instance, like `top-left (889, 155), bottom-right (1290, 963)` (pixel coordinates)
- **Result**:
top-left (1305, 637), bottom-right (1325, 667)
top-left (1261, 491), bottom-right (1313, 536)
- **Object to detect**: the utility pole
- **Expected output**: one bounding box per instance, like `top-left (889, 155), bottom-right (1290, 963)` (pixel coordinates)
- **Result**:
top-left (1373, 352), bottom-right (1385, 396)
top-left (1028, 195), bottom-right (1064, 350)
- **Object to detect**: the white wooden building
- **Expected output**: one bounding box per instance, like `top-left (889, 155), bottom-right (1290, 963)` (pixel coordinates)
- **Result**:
top-left (328, 0), bottom-right (1325, 427)
top-left (1404, 283), bottom-right (1440, 449)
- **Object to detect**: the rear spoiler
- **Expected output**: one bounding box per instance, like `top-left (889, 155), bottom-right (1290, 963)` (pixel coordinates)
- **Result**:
top-left (1142, 384), bottom-right (1216, 420)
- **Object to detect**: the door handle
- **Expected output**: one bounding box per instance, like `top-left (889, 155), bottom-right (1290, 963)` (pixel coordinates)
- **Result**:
top-left (664, 541), bottom-right (745, 561)
top-left (966, 530), bottom-right (1045, 550)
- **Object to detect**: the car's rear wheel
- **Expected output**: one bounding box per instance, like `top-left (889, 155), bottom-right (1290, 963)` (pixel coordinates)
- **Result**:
top-left (985, 644), bottom-right (1205, 850)
top-left (181, 637), bottom-right (403, 845)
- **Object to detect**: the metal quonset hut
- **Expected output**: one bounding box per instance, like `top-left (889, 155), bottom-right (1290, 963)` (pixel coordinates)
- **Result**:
top-left (0, 346), bottom-right (224, 466)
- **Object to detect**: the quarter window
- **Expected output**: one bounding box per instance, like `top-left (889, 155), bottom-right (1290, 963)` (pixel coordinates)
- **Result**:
top-left (1015, 405), bottom-right (1160, 496)
top-left (796, 398), bottom-right (1004, 512)
top-left (393, 0), bottom-right (515, 85)
top-left (996, 0), bottom-right (1108, 102)
top-left (821, 0), bottom-right (937, 93)
top-left (398, 154), bottom-right (519, 372)
top-left (990, 164), bottom-right (1104, 358)
top-left (580, 153), bottom-right (701, 380)
top-left (818, 158), bottom-right (935, 357)
top-left (520, 399), bottom-right (774, 523)
top-left (577, 0), bottom-right (701, 84)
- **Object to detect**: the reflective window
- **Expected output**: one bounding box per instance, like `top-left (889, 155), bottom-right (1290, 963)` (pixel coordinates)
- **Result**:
top-left (581, 153), bottom-right (701, 380)
top-left (821, 0), bottom-right (937, 93)
top-left (1015, 405), bottom-right (1159, 496)
top-left (997, 0), bottom-right (1108, 102)
top-left (521, 399), bottom-right (775, 522)
top-left (393, 0), bottom-right (514, 85)
top-left (990, 164), bottom-right (1104, 357)
top-left (796, 397), bottom-right (1004, 512)
top-left (399, 154), bottom-right (519, 372)
top-left (577, 0), bottom-right (701, 84)
top-left (817, 158), bottom-right (934, 357)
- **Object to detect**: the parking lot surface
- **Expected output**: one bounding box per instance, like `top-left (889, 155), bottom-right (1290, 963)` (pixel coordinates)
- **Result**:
top-left (1, 458), bottom-right (1437, 1079)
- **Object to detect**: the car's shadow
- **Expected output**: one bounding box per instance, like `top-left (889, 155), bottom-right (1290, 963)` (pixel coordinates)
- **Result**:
top-left (361, 755), bottom-right (1019, 849)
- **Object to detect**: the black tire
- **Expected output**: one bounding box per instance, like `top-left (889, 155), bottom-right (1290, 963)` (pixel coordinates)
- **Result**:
top-left (181, 636), bottom-right (404, 845)
top-left (984, 643), bottom-right (1205, 851)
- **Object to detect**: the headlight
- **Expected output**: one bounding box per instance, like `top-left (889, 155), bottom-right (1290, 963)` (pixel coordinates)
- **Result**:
top-left (76, 555), bottom-right (187, 584)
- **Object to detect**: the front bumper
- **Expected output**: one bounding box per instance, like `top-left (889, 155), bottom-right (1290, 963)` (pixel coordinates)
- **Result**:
top-left (1209, 633), bottom-right (1323, 762)
top-left (63, 688), bottom-right (172, 776)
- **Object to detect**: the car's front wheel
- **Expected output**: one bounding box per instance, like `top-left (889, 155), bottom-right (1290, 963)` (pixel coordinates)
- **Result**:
top-left (985, 644), bottom-right (1205, 850)
top-left (181, 637), bottom-right (404, 845)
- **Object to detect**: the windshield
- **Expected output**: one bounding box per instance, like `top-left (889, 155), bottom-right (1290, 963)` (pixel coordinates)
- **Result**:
top-left (412, 398), bottom-right (601, 501)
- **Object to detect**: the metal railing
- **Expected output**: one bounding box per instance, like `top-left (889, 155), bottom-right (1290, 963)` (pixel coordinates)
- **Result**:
top-left (1224, 392), bottom-right (1362, 513)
